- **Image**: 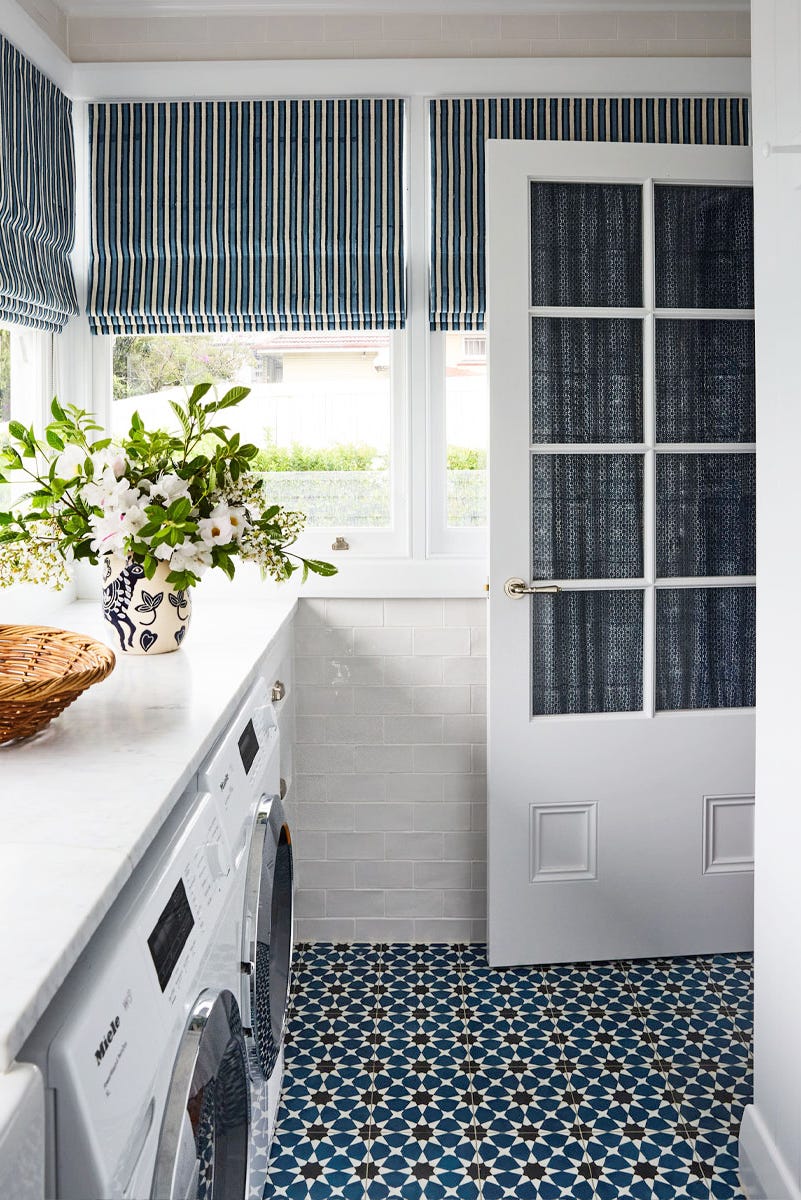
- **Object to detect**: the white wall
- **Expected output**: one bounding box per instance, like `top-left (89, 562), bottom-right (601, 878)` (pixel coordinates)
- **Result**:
top-left (56, 8), bottom-right (750, 64)
top-left (290, 597), bottom-right (487, 941)
top-left (739, 3), bottom-right (801, 1198)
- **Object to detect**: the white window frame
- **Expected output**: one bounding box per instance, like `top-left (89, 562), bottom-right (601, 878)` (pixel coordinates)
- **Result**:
top-left (427, 332), bottom-right (488, 558)
top-left (1, 324), bottom-right (53, 432)
top-left (71, 56), bottom-right (749, 597)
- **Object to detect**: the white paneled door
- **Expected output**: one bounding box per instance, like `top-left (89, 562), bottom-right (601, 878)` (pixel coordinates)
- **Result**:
top-left (486, 141), bottom-right (755, 968)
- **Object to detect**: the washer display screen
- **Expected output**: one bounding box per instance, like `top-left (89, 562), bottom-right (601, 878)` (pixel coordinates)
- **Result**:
top-left (238, 719), bottom-right (260, 775)
top-left (147, 879), bottom-right (194, 991)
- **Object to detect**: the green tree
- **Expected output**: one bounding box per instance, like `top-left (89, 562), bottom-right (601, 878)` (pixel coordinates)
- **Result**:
top-left (113, 335), bottom-right (256, 400)
top-left (0, 329), bottom-right (11, 423)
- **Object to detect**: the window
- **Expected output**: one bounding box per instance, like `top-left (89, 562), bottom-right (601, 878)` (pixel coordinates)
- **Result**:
top-left (0, 324), bottom-right (52, 505)
top-left (428, 331), bottom-right (488, 557)
top-left (463, 336), bottom-right (486, 360)
top-left (0, 324), bottom-right (50, 431)
top-left (108, 330), bottom-right (406, 556)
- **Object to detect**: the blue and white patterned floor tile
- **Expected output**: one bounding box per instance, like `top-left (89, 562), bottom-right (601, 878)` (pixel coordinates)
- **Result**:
top-left (266, 943), bottom-right (752, 1198)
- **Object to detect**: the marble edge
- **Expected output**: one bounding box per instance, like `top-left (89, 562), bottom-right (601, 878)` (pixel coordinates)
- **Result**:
top-left (0, 852), bottom-right (134, 1072)
top-left (1, 595), bottom-right (297, 1070)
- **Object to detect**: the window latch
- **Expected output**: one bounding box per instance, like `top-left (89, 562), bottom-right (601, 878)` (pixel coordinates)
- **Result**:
top-left (331, 536), bottom-right (350, 551)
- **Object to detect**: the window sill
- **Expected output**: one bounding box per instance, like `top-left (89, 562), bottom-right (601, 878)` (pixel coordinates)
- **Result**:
top-left (72, 557), bottom-right (489, 602)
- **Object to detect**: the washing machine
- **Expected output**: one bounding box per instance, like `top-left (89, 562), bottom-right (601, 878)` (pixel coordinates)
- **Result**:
top-left (20, 677), bottom-right (293, 1200)
top-left (198, 684), bottom-right (294, 1199)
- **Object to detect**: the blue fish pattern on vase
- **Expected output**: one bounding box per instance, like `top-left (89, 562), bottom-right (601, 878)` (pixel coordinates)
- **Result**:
top-left (102, 554), bottom-right (193, 655)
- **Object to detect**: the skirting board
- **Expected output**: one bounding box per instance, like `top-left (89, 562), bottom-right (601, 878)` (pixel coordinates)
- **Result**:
top-left (739, 1105), bottom-right (801, 1200)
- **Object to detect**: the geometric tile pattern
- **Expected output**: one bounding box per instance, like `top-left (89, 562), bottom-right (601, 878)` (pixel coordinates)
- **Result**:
top-left (266, 943), bottom-right (752, 1199)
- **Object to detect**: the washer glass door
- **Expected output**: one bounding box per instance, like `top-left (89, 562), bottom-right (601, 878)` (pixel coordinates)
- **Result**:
top-left (152, 990), bottom-right (250, 1200)
top-left (243, 798), bottom-right (294, 1080)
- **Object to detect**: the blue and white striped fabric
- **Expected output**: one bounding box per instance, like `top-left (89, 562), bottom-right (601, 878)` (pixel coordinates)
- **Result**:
top-left (87, 99), bottom-right (405, 334)
top-left (430, 96), bottom-right (751, 331)
top-left (0, 36), bottom-right (78, 332)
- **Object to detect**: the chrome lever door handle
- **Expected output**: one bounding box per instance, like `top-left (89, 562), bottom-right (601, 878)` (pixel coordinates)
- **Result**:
top-left (504, 578), bottom-right (562, 598)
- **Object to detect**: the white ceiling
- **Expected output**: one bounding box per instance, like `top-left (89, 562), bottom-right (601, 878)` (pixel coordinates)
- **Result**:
top-left (56, 0), bottom-right (750, 16)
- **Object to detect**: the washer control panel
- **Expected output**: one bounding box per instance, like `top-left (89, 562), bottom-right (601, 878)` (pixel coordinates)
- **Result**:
top-left (42, 791), bottom-right (233, 1195)
top-left (200, 678), bottom-right (279, 859)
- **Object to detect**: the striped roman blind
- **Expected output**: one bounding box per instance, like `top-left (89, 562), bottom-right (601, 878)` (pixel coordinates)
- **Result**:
top-left (430, 96), bottom-right (751, 331)
top-left (0, 36), bottom-right (78, 332)
top-left (87, 98), bottom-right (405, 334)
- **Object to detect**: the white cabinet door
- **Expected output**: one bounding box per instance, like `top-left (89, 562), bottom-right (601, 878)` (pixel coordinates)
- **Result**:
top-left (486, 140), bottom-right (755, 968)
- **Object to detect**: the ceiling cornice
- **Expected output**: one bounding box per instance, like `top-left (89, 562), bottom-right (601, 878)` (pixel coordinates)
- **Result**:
top-left (58, 0), bottom-right (750, 17)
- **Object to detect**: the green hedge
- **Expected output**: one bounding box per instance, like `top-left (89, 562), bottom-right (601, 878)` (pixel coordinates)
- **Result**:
top-left (257, 468), bottom-right (487, 529)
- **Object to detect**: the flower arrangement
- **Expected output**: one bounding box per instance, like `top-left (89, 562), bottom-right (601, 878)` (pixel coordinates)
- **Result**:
top-left (0, 384), bottom-right (337, 592)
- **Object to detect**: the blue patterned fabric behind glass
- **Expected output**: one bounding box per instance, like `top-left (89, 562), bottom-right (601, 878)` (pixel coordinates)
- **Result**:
top-left (654, 186), bottom-right (754, 309)
top-left (656, 587), bottom-right (756, 710)
top-left (533, 590), bottom-right (643, 715)
top-left (532, 454), bottom-right (643, 579)
top-left (656, 319), bottom-right (755, 443)
top-left (656, 454), bottom-right (756, 576)
top-left (531, 318), bottom-right (643, 443)
top-left (530, 182), bottom-right (642, 308)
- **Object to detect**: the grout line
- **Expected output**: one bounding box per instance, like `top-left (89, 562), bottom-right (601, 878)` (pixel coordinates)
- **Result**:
top-left (455, 941), bottom-right (485, 1200)
top-left (541, 959), bottom-right (599, 1198)
top-left (361, 940), bottom-right (385, 1200)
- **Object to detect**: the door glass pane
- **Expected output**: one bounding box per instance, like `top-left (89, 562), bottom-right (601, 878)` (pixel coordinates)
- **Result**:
top-left (656, 319), bottom-right (755, 443)
top-left (654, 185), bottom-right (754, 309)
top-left (656, 586), bottom-right (756, 710)
top-left (532, 454), bottom-right (643, 579)
top-left (656, 453), bottom-right (756, 576)
top-left (533, 590), bottom-right (643, 716)
top-left (531, 317), bottom-right (643, 443)
top-left (530, 182), bottom-right (642, 308)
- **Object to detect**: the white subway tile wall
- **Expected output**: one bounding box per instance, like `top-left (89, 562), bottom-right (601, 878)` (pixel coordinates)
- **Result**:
top-left (63, 9), bottom-right (749, 63)
top-left (289, 598), bottom-right (488, 943)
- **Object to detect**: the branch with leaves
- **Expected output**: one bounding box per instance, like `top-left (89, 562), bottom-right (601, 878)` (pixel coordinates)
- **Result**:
top-left (0, 384), bottom-right (337, 591)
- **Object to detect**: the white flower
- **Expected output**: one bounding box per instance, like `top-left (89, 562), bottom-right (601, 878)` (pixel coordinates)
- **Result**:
top-left (56, 444), bottom-right (85, 480)
top-left (90, 511), bottom-right (129, 555)
top-left (226, 507), bottom-right (247, 541)
top-left (170, 544), bottom-right (212, 577)
top-left (198, 504), bottom-right (236, 547)
top-left (153, 542), bottom-right (175, 561)
top-left (122, 504), bottom-right (147, 536)
top-left (150, 473), bottom-right (192, 505)
top-left (91, 445), bottom-right (127, 480)
top-left (89, 504), bottom-right (147, 554)
top-left (82, 468), bottom-right (141, 512)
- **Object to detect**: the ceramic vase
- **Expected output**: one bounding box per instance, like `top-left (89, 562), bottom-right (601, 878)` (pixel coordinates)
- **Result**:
top-left (101, 554), bottom-right (192, 655)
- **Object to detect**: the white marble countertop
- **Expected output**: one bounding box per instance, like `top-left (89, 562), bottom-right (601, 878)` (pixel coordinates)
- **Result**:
top-left (0, 595), bottom-right (296, 1071)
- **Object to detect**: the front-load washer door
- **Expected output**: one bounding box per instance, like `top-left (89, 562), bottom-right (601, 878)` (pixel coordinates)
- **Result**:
top-left (242, 796), bottom-right (294, 1081)
top-left (151, 990), bottom-right (250, 1200)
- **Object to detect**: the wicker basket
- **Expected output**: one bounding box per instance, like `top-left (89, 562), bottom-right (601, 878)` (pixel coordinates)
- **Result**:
top-left (0, 625), bottom-right (116, 745)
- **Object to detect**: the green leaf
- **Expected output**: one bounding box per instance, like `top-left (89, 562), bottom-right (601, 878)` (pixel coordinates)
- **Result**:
top-left (302, 558), bottom-right (339, 577)
top-left (214, 386), bottom-right (250, 410)
top-left (168, 399), bottom-right (192, 436)
top-left (50, 397), bottom-right (66, 422)
top-left (45, 429), bottom-right (65, 452)
top-left (8, 420), bottom-right (26, 441)
top-left (189, 382), bottom-right (213, 405)
top-left (169, 496), bottom-right (193, 521)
